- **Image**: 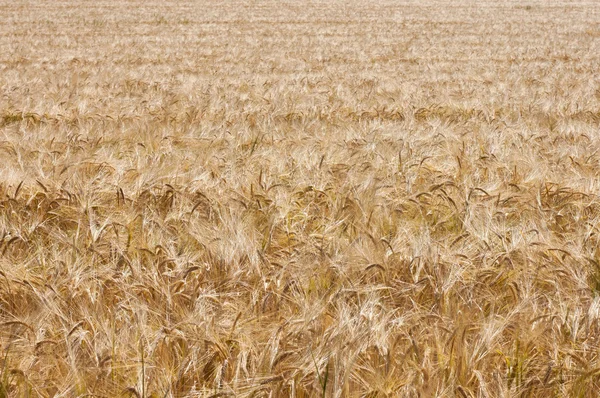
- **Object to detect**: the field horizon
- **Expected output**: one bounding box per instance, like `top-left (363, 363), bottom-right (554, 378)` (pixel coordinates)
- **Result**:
top-left (2, 1), bottom-right (600, 396)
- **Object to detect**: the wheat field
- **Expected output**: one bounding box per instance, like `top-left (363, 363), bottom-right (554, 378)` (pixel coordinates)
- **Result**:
top-left (1, 0), bottom-right (600, 396)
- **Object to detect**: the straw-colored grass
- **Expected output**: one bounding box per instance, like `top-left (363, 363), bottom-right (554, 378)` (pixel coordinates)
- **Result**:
top-left (2, 0), bottom-right (600, 396)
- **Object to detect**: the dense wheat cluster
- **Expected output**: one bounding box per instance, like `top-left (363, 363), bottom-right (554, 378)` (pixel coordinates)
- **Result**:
top-left (2, 0), bottom-right (600, 396)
